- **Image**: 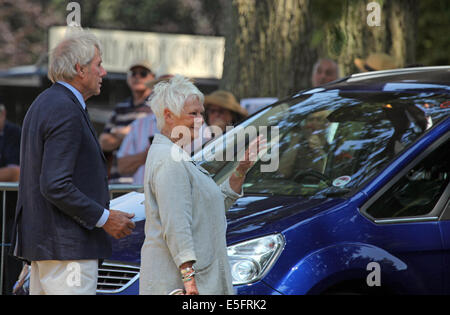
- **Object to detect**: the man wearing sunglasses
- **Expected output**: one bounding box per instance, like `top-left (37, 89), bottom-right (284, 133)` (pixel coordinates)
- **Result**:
top-left (99, 60), bottom-right (156, 183)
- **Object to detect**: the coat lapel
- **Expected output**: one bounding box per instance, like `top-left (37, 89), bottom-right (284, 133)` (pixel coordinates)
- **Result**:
top-left (55, 83), bottom-right (106, 162)
top-left (80, 107), bottom-right (107, 162)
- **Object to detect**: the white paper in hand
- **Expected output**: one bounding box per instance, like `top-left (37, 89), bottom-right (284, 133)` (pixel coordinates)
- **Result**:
top-left (110, 191), bottom-right (146, 222)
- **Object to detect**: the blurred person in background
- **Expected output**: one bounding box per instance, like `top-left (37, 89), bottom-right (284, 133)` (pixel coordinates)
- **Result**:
top-left (0, 100), bottom-right (22, 295)
top-left (116, 75), bottom-right (173, 185)
top-left (99, 60), bottom-right (155, 183)
top-left (0, 102), bottom-right (21, 182)
top-left (204, 90), bottom-right (248, 133)
top-left (192, 90), bottom-right (248, 154)
top-left (279, 110), bottom-right (331, 179)
top-left (312, 58), bottom-right (340, 87)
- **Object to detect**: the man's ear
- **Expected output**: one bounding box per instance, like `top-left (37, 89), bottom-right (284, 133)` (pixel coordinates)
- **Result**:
top-left (75, 63), bottom-right (85, 77)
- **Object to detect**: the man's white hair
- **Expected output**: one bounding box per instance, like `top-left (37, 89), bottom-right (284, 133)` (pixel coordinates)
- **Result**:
top-left (312, 58), bottom-right (340, 78)
top-left (150, 75), bottom-right (204, 131)
top-left (48, 29), bottom-right (102, 83)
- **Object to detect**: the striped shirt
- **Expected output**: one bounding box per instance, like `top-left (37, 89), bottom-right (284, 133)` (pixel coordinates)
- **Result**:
top-left (103, 97), bottom-right (152, 133)
top-left (117, 114), bottom-right (159, 185)
top-left (104, 97), bottom-right (152, 183)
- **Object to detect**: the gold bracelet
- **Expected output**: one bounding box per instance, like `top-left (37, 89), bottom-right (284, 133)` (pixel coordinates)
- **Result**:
top-left (180, 266), bottom-right (194, 276)
top-left (181, 270), bottom-right (196, 282)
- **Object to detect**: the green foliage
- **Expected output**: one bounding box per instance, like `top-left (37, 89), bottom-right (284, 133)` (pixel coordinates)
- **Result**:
top-left (416, 0), bottom-right (450, 65)
top-left (0, 0), bottom-right (226, 68)
top-left (310, 0), bottom-right (348, 58)
top-left (325, 26), bottom-right (347, 58)
top-left (0, 0), bottom-right (448, 69)
top-left (96, 0), bottom-right (194, 32)
top-left (310, 0), bottom-right (344, 24)
top-left (0, 0), bottom-right (64, 68)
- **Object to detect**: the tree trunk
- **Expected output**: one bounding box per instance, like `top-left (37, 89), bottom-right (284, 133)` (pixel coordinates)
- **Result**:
top-left (220, 0), bottom-right (317, 99)
top-left (388, 0), bottom-right (417, 67)
top-left (324, 0), bottom-right (417, 76)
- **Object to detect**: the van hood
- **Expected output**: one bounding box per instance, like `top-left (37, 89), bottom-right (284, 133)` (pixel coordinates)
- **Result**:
top-left (108, 192), bottom-right (344, 263)
top-left (226, 195), bottom-right (345, 244)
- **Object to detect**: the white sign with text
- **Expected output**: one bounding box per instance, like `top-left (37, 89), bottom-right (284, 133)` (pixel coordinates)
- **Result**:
top-left (49, 26), bottom-right (225, 79)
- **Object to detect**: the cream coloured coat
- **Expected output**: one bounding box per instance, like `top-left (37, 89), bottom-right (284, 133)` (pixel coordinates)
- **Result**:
top-left (139, 134), bottom-right (241, 295)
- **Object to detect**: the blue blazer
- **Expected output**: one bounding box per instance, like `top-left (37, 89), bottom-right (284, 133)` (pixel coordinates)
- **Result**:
top-left (11, 83), bottom-right (111, 261)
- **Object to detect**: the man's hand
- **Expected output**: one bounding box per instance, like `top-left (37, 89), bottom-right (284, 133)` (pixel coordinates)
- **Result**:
top-left (111, 125), bottom-right (132, 139)
top-left (102, 209), bottom-right (136, 239)
top-left (99, 126), bottom-right (131, 152)
top-left (0, 166), bottom-right (20, 182)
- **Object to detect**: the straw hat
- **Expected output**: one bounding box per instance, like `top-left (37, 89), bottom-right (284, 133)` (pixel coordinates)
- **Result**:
top-left (354, 53), bottom-right (398, 72)
top-left (204, 90), bottom-right (248, 120)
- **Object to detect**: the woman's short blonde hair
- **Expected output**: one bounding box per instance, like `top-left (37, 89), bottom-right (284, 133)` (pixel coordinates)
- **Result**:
top-left (48, 29), bottom-right (102, 83)
top-left (150, 75), bottom-right (204, 131)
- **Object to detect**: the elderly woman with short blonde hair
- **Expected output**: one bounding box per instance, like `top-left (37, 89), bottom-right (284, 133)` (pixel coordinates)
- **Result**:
top-left (139, 75), bottom-right (260, 295)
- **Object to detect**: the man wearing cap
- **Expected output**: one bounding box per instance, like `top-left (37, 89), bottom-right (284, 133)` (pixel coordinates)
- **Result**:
top-left (99, 60), bottom-right (155, 183)
top-left (354, 53), bottom-right (398, 72)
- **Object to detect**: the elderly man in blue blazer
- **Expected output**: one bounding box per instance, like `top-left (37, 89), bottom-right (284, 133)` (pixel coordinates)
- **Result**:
top-left (10, 30), bottom-right (135, 295)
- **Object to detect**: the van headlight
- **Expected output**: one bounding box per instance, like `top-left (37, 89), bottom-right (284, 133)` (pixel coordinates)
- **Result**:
top-left (227, 234), bottom-right (285, 285)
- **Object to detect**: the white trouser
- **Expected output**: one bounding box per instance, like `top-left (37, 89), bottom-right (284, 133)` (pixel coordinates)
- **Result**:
top-left (30, 260), bottom-right (98, 295)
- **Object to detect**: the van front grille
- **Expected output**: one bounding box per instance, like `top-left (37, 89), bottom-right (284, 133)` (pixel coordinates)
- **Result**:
top-left (96, 260), bottom-right (140, 294)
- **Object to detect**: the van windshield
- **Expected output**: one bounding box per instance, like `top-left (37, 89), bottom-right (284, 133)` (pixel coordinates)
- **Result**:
top-left (195, 90), bottom-right (449, 197)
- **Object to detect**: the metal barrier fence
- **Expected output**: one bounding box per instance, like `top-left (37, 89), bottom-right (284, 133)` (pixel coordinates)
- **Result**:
top-left (0, 182), bottom-right (143, 295)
